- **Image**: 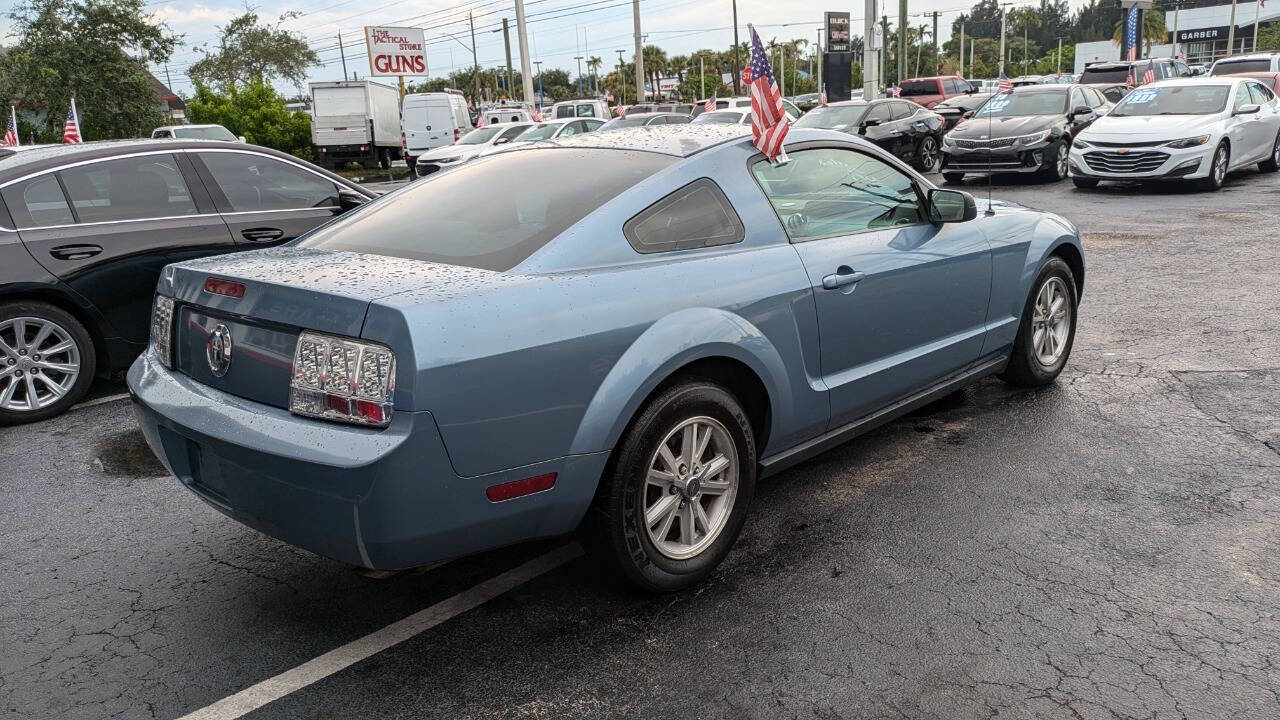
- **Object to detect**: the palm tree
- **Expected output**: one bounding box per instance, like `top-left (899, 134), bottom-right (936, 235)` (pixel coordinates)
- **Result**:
top-left (642, 44), bottom-right (668, 100)
top-left (586, 56), bottom-right (602, 94)
top-left (1112, 11), bottom-right (1168, 57)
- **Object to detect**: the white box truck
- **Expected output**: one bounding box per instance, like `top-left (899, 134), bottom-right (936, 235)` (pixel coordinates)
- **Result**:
top-left (310, 80), bottom-right (402, 169)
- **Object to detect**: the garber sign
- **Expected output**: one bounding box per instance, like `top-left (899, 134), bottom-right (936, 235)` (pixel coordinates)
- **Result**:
top-left (364, 26), bottom-right (427, 76)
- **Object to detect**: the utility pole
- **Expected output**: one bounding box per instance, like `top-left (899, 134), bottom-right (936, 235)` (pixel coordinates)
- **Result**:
top-left (862, 3), bottom-right (877, 99)
top-left (700, 55), bottom-right (706, 99)
top-left (998, 5), bottom-right (1007, 76)
top-left (533, 60), bottom-right (544, 105)
top-left (959, 22), bottom-right (965, 78)
top-left (617, 49), bottom-right (626, 105)
top-left (1228, 0), bottom-right (1239, 59)
top-left (514, 0), bottom-right (535, 104)
top-left (931, 11), bottom-right (939, 75)
top-left (780, 44), bottom-right (785, 96)
top-left (632, 0), bottom-right (644, 102)
top-left (338, 30), bottom-right (348, 80)
top-left (575, 56), bottom-right (584, 96)
top-left (1057, 37), bottom-right (1062, 74)
top-left (898, 0), bottom-right (907, 83)
top-left (732, 0), bottom-right (742, 95)
top-left (469, 12), bottom-right (481, 104)
top-left (1023, 23), bottom-right (1028, 73)
top-left (1172, 1), bottom-right (1182, 59)
top-left (915, 24), bottom-right (924, 76)
top-left (816, 27), bottom-right (823, 92)
top-left (1255, 0), bottom-right (1262, 52)
top-left (501, 19), bottom-right (514, 100)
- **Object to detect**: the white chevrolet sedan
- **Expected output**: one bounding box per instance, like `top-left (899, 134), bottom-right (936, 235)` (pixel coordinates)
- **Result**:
top-left (1069, 77), bottom-right (1280, 191)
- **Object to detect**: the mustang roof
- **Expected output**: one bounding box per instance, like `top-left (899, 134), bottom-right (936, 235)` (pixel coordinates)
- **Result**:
top-left (536, 124), bottom-right (751, 157)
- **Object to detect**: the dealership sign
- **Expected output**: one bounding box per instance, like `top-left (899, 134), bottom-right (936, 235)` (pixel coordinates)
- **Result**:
top-left (1176, 25), bottom-right (1228, 43)
top-left (826, 12), bottom-right (851, 53)
top-left (364, 26), bottom-right (427, 76)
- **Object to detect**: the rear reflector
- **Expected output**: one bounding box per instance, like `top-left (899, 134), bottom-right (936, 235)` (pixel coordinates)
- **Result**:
top-left (203, 277), bottom-right (245, 298)
top-left (486, 473), bottom-right (557, 502)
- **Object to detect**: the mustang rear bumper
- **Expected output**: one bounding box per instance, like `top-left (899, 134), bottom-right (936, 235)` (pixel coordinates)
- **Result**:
top-left (127, 351), bottom-right (608, 570)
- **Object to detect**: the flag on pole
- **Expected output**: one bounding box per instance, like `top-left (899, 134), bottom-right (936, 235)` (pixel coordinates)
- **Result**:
top-left (1124, 5), bottom-right (1139, 62)
top-left (618, 104), bottom-right (626, 118)
top-left (531, 107), bottom-right (543, 122)
top-left (62, 99), bottom-right (81, 144)
top-left (745, 24), bottom-right (790, 164)
top-left (704, 96), bottom-right (716, 112)
top-left (1141, 58), bottom-right (1156, 85)
top-left (819, 87), bottom-right (827, 107)
top-left (3, 106), bottom-right (18, 147)
top-left (890, 83), bottom-right (901, 97)
top-left (997, 70), bottom-right (1013, 93)
top-left (477, 112), bottom-right (486, 128)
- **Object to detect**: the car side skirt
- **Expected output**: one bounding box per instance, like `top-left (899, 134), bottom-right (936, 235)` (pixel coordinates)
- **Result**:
top-left (757, 352), bottom-right (1009, 479)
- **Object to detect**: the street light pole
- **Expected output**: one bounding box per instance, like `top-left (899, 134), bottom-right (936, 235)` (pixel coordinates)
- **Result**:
top-left (469, 11), bottom-right (481, 104)
top-left (533, 60), bottom-right (543, 106)
top-left (732, 0), bottom-right (742, 95)
top-left (898, 0), bottom-right (907, 83)
top-left (575, 56), bottom-right (584, 96)
top-left (632, 0), bottom-right (644, 102)
top-left (1228, 0), bottom-right (1239, 59)
top-left (959, 21), bottom-right (965, 78)
top-left (998, 5), bottom-right (1007, 76)
top-left (616, 49), bottom-right (626, 105)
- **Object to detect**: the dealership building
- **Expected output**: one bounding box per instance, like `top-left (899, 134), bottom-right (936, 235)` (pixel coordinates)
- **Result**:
top-left (1075, 0), bottom-right (1279, 72)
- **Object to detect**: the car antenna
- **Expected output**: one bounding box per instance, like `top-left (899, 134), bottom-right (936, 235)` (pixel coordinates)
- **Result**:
top-left (985, 85), bottom-right (998, 216)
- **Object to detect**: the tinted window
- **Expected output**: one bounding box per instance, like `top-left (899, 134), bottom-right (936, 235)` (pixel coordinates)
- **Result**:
top-left (665, 115), bottom-right (690, 124)
top-left (1234, 85), bottom-right (1253, 111)
top-left (1212, 59), bottom-right (1272, 75)
top-left (174, 126), bottom-right (238, 141)
top-left (692, 111), bottom-right (742, 124)
top-left (153, 130), bottom-right (172, 138)
top-left (751, 147), bottom-right (924, 241)
top-left (200, 152), bottom-right (338, 211)
top-left (2, 175), bottom-right (73, 228)
top-left (296, 149), bottom-right (674, 271)
top-left (1084, 88), bottom-right (1106, 107)
top-left (1069, 89), bottom-right (1085, 109)
top-left (782, 100), bottom-right (801, 117)
top-left (899, 80), bottom-right (939, 97)
top-left (794, 104), bottom-right (870, 131)
top-left (602, 116), bottom-right (652, 129)
top-left (554, 105), bottom-right (575, 119)
top-left (576, 104), bottom-right (596, 117)
top-left (889, 102), bottom-right (915, 120)
top-left (558, 121), bottom-right (583, 136)
top-left (1100, 85), bottom-right (1128, 103)
top-left (1080, 66), bottom-right (1132, 84)
top-left (584, 119), bottom-right (605, 130)
top-left (864, 104), bottom-right (892, 124)
top-left (624, 178), bottom-right (744, 254)
top-left (498, 125), bottom-right (530, 141)
top-left (459, 127), bottom-right (504, 144)
top-left (59, 154), bottom-right (196, 223)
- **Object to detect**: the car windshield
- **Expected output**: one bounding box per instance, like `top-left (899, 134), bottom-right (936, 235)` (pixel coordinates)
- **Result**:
top-left (898, 80), bottom-right (937, 96)
top-left (1109, 85), bottom-right (1230, 116)
top-left (975, 91), bottom-right (1068, 117)
top-left (515, 123), bottom-right (561, 141)
top-left (1212, 59), bottom-right (1272, 74)
top-left (1081, 67), bottom-right (1132, 84)
top-left (458, 127), bottom-right (503, 144)
top-left (295, 149), bottom-right (674, 271)
top-left (793, 104), bottom-right (870, 131)
top-left (692, 111), bottom-right (742, 124)
top-left (602, 116), bottom-right (652, 129)
top-left (175, 126), bottom-right (238, 141)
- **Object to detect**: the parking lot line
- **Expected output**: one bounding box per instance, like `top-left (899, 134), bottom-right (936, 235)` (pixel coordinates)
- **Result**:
top-left (72, 392), bottom-right (130, 410)
top-left (176, 543), bottom-right (583, 720)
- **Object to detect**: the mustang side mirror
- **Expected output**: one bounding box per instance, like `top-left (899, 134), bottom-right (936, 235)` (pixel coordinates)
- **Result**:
top-left (338, 189), bottom-right (367, 212)
top-left (928, 188), bottom-right (977, 224)
top-left (1235, 103), bottom-right (1261, 115)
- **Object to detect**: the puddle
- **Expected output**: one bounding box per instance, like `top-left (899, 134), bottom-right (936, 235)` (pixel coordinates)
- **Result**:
top-left (92, 429), bottom-right (168, 477)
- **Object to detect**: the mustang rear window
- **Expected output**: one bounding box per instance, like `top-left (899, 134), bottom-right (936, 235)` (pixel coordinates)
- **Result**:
top-left (295, 148), bottom-right (674, 271)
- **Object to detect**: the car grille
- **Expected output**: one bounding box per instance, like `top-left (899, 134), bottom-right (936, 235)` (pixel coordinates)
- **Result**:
top-left (1083, 139), bottom-right (1166, 148)
top-left (945, 152), bottom-right (1028, 170)
top-left (1083, 150), bottom-right (1169, 173)
top-left (955, 137), bottom-right (1016, 149)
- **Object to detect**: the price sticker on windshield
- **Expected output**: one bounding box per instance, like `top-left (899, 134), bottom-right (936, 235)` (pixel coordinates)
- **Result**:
top-left (981, 98), bottom-right (1011, 114)
top-left (1127, 88), bottom-right (1160, 104)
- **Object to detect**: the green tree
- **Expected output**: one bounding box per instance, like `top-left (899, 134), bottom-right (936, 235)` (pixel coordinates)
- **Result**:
top-left (1112, 8), bottom-right (1167, 56)
top-left (188, 10), bottom-right (318, 92)
top-left (4, 0), bottom-right (177, 141)
top-left (1258, 23), bottom-right (1280, 52)
top-left (186, 81), bottom-right (311, 158)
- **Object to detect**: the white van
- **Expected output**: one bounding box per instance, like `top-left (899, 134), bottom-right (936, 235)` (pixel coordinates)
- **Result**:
top-left (402, 91), bottom-right (472, 172)
top-left (480, 106), bottom-right (532, 125)
top-left (548, 99), bottom-right (611, 120)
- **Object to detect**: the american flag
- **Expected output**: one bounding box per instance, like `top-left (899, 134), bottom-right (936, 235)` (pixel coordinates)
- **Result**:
top-left (744, 25), bottom-right (790, 163)
top-left (1141, 58), bottom-right (1156, 85)
top-left (890, 84), bottom-right (901, 97)
top-left (704, 96), bottom-right (716, 112)
top-left (1126, 66), bottom-right (1137, 88)
top-left (62, 99), bottom-right (81, 144)
top-left (531, 107), bottom-right (543, 122)
top-left (819, 87), bottom-right (827, 107)
top-left (1124, 5), bottom-right (1139, 62)
top-left (618, 104), bottom-right (626, 118)
top-left (477, 112), bottom-right (486, 127)
top-left (3, 106), bottom-right (17, 147)
top-left (998, 70), bottom-right (1013, 93)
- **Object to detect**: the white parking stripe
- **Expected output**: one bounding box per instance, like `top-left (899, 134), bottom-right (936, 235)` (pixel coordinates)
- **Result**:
top-left (72, 392), bottom-right (130, 410)
top-left (177, 543), bottom-right (584, 720)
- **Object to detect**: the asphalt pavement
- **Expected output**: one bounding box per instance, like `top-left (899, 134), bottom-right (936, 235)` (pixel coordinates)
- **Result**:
top-left (3, 168), bottom-right (1280, 720)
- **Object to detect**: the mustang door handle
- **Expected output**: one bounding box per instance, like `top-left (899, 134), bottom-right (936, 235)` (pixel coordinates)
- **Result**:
top-left (821, 267), bottom-right (865, 290)
top-left (241, 228), bottom-right (285, 242)
top-left (49, 244), bottom-right (102, 261)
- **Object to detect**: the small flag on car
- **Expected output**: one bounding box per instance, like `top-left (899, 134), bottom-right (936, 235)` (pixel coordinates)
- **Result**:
top-left (618, 104), bottom-right (626, 118)
top-left (745, 24), bottom-right (790, 164)
top-left (62, 98), bottom-right (81, 144)
top-left (3, 106), bottom-right (18, 147)
top-left (531, 107), bottom-right (543, 122)
top-left (820, 87), bottom-right (827, 107)
top-left (704, 96), bottom-right (716, 112)
top-left (998, 71), bottom-right (1013, 93)
top-left (890, 84), bottom-right (901, 97)
top-left (1141, 58), bottom-right (1156, 85)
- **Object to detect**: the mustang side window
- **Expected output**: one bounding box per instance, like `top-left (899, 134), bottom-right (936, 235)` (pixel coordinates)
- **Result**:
top-left (624, 178), bottom-right (745, 254)
top-left (752, 148), bottom-right (924, 241)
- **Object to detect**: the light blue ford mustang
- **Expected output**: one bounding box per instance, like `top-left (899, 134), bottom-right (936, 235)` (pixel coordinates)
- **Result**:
top-left (129, 125), bottom-right (1084, 592)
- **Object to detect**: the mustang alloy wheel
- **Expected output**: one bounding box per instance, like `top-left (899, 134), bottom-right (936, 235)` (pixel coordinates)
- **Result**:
top-left (583, 379), bottom-right (756, 592)
top-left (0, 301), bottom-right (96, 425)
top-left (1001, 257), bottom-right (1078, 388)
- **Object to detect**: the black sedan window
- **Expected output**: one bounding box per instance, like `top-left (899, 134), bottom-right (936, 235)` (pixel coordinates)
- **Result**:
top-left (793, 105), bottom-right (870, 132)
top-left (1, 175), bottom-right (73, 228)
top-left (296, 149), bottom-right (674, 271)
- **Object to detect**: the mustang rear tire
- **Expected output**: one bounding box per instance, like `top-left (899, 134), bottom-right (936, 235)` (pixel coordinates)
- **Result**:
top-left (0, 301), bottom-right (96, 425)
top-left (582, 379), bottom-right (756, 593)
top-left (1001, 257), bottom-right (1078, 388)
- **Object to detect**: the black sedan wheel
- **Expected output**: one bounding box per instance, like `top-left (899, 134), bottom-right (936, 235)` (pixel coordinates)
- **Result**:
top-left (1040, 141), bottom-right (1069, 181)
top-left (582, 379), bottom-right (756, 592)
top-left (0, 301), bottom-right (96, 425)
top-left (914, 136), bottom-right (940, 172)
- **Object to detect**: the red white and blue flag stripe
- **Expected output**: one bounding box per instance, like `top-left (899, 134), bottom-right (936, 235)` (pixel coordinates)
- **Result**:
top-left (1124, 5), bottom-right (1139, 62)
top-left (998, 70), bottom-right (1013, 93)
top-left (1141, 58), bottom-right (1156, 85)
top-left (62, 99), bottom-right (81, 144)
top-left (704, 96), bottom-right (716, 112)
top-left (890, 84), bottom-right (901, 97)
top-left (3, 106), bottom-right (18, 147)
top-left (744, 25), bottom-right (790, 164)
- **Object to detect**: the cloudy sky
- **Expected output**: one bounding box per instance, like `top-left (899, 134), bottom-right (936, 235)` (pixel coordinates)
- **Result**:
top-left (9, 0), bottom-right (1084, 95)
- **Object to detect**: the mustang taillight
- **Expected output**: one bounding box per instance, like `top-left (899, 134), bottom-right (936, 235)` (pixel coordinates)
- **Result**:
top-left (289, 331), bottom-right (395, 428)
top-left (150, 295), bottom-right (175, 369)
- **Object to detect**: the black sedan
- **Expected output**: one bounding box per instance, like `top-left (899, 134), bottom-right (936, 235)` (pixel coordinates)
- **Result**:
top-left (0, 140), bottom-right (372, 423)
top-left (940, 84), bottom-right (1112, 183)
top-left (793, 99), bottom-right (946, 172)
top-left (933, 92), bottom-right (994, 132)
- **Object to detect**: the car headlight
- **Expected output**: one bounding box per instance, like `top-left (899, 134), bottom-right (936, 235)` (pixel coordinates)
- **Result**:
top-left (1017, 129), bottom-right (1052, 144)
top-left (290, 331), bottom-right (396, 427)
top-left (1165, 135), bottom-right (1210, 149)
top-left (943, 134), bottom-right (956, 146)
top-left (437, 156), bottom-right (463, 163)
top-left (150, 295), bottom-right (175, 369)
top-left (1073, 138), bottom-right (1092, 149)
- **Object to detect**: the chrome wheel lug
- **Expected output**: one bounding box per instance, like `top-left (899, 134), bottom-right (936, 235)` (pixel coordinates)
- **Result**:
top-left (18, 348), bottom-right (26, 356)
top-left (32, 354), bottom-right (39, 361)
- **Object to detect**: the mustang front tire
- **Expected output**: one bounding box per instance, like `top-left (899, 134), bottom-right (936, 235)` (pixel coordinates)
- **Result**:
top-left (583, 379), bottom-right (756, 593)
top-left (1001, 257), bottom-right (1078, 388)
top-left (0, 301), bottom-right (96, 425)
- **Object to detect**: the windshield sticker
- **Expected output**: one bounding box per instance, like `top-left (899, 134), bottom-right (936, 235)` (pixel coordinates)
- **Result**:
top-left (1126, 88), bottom-right (1159, 104)
top-left (980, 98), bottom-right (1011, 114)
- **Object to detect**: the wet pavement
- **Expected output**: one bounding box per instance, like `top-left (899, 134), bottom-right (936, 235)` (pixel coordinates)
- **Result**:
top-left (3, 168), bottom-right (1279, 719)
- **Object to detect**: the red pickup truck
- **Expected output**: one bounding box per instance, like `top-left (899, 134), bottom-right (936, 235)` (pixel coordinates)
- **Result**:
top-left (898, 76), bottom-right (977, 108)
